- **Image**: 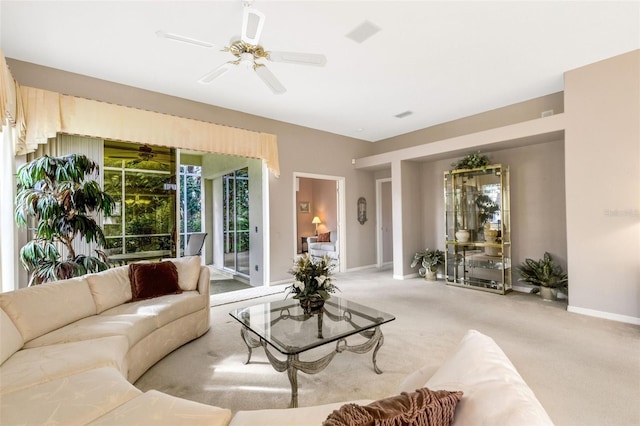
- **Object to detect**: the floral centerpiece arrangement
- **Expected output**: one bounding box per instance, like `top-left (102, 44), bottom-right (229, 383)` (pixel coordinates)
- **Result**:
top-left (287, 253), bottom-right (338, 312)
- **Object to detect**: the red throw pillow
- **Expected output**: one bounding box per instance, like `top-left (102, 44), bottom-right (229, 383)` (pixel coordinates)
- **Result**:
top-left (129, 262), bottom-right (182, 302)
top-left (323, 387), bottom-right (463, 426)
top-left (317, 232), bottom-right (331, 243)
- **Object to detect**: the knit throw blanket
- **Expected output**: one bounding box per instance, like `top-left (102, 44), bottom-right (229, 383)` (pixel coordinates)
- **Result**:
top-left (323, 387), bottom-right (463, 426)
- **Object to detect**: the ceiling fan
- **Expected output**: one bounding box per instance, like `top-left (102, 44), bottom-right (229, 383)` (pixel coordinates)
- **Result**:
top-left (109, 144), bottom-right (161, 165)
top-left (156, 1), bottom-right (327, 94)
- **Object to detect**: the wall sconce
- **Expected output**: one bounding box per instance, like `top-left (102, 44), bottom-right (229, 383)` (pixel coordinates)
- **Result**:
top-left (312, 216), bottom-right (321, 235)
top-left (357, 197), bottom-right (367, 225)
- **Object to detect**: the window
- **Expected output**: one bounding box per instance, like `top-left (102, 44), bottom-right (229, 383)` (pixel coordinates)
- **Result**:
top-left (103, 141), bottom-right (176, 256)
top-left (179, 165), bottom-right (202, 253)
top-left (223, 167), bottom-right (249, 276)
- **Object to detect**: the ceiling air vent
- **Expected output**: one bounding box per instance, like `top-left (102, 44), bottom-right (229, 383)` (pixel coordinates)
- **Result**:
top-left (346, 20), bottom-right (381, 44)
top-left (394, 110), bottom-right (413, 119)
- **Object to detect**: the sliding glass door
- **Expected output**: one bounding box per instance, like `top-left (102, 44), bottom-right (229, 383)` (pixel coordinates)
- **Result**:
top-left (223, 168), bottom-right (249, 277)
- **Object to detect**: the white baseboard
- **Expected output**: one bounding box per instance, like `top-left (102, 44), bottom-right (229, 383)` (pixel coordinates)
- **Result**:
top-left (345, 264), bottom-right (377, 272)
top-left (394, 273), bottom-right (420, 280)
top-left (268, 278), bottom-right (292, 286)
top-left (568, 305), bottom-right (640, 325)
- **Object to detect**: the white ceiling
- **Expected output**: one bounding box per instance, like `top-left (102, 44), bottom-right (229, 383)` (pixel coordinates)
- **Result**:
top-left (1, 1), bottom-right (638, 142)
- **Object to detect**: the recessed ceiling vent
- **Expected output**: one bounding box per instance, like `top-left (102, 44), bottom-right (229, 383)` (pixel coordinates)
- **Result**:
top-left (346, 20), bottom-right (381, 44)
top-left (394, 110), bottom-right (413, 119)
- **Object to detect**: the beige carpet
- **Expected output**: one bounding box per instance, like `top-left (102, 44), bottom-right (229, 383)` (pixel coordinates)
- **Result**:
top-left (135, 268), bottom-right (640, 425)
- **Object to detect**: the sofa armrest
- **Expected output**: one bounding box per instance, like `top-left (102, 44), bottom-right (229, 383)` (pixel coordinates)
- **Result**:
top-left (197, 266), bottom-right (210, 296)
top-left (307, 236), bottom-right (318, 244)
top-left (402, 330), bottom-right (553, 426)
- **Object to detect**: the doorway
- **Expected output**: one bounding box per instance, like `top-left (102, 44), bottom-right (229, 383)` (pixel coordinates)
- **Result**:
top-left (293, 173), bottom-right (346, 272)
top-left (376, 178), bottom-right (393, 268)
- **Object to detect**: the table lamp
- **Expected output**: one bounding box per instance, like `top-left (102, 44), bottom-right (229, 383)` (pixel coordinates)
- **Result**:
top-left (312, 216), bottom-right (321, 235)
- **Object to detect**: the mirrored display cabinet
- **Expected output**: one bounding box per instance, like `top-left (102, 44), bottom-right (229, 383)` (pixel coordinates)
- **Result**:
top-left (444, 164), bottom-right (511, 294)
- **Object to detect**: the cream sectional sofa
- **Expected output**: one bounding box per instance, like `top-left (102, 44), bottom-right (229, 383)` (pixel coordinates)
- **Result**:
top-left (230, 329), bottom-right (554, 425)
top-left (0, 256), bottom-right (233, 425)
top-left (1, 255), bottom-right (552, 425)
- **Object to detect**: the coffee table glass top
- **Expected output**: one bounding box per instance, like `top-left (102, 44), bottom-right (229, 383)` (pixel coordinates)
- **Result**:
top-left (229, 296), bottom-right (395, 355)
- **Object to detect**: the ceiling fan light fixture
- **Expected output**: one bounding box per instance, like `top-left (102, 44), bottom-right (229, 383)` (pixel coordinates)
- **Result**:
top-left (239, 52), bottom-right (255, 70)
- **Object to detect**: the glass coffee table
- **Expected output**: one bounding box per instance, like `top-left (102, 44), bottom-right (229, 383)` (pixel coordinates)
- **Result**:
top-left (229, 296), bottom-right (395, 407)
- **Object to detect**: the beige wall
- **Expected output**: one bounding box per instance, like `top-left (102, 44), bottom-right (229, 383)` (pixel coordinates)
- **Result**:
top-left (372, 92), bottom-right (564, 154)
top-left (564, 50), bottom-right (639, 321)
top-left (7, 58), bottom-right (376, 283)
top-left (8, 51), bottom-right (639, 323)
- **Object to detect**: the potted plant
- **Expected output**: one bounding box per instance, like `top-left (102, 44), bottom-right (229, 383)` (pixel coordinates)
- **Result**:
top-left (516, 252), bottom-right (568, 301)
top-left (14, 154), bottom-right (115, 285)
top-left (410, 248), bottom-right (445, 280)
top-left (451, 151), bottom-right (491, 170)
top-left (286, 253), bottom-right (339, 313)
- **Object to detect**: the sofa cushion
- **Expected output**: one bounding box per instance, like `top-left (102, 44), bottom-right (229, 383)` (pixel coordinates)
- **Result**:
top-left (89, 389), bottom-right (233, 426)
top-left (86, 266), bottom-right (133, 313)
top-left (0, 276), bottom-right (97, 342)
top-left (230, 400), bottom-right (374, 426)
top-left (163, 255), bottom-right (202, 291)
top-left (419, 330), bottom-right (553, 426)
top-left (0, 308), bottom-right (23, 364)
top-left (129, 262), bottom-right (182, 301)
top-left (324, 388), bottom-right (462, 426)
top-left (23, 313), bottom-right (157, 349)
top-left (317, 232), bottom-right (331, 242)
top-left (0, 335), bottom-right (129, 394)
top-left (0, 367), bottom-right (141, 425)
top-left (101, 292), bottom-right (206, 328)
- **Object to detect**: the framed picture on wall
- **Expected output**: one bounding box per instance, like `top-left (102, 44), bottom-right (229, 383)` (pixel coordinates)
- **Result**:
top-left (299, 201), bottom-right (310, 213)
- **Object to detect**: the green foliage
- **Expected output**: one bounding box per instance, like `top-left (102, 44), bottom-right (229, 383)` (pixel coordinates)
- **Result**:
top-left (411, 248), bottom-right (445, 275)
top-left (15, 154), bottom-right (115, 285)
top-left (517, 252), bottom-right (568, 295)
top-left (287, 253), bottom-right (338, 300)
top-left (451, 151), bottom-right (491, 170)
top-left (475, 194), bottom-right (500, 226)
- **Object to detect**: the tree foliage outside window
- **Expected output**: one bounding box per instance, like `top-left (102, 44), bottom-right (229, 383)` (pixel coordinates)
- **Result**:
top-left (102, 141), bottom-right (176, 255)
top-left (223, 167), bottom-right (249, 275)
top-left (179, 165), bottom-right (202, 252)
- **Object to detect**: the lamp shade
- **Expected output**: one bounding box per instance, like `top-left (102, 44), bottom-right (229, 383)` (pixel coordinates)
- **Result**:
top-left (312, 216), bottom-right (321, 224)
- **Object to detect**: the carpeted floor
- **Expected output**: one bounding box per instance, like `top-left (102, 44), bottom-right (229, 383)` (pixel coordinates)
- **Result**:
top-left (135, 268), bottom-right (640, 425)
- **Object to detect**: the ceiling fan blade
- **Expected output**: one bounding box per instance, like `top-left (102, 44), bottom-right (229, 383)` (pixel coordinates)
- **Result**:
top-left (255, 65), bottom-right (286, 94)
top-left (156, 30), bottom-right (215, 48)
top-left (268, 51), bottom-right (327, 67)
top-left (241, 6), bottom-right (265, 45)
top-left (198, 63), bottom-right (233, 84)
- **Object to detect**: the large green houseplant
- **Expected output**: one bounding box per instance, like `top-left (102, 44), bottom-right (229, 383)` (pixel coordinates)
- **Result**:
top-left (15, 154), bottom-right (115, 285)
top-left (516, 252), bottom-right (568, 301)
top-left (411, 248), bottom-right (445, 280)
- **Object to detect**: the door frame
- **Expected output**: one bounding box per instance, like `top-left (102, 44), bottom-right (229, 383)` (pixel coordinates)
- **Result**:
top-left (292, 172), bottom-right (346, 273)
top-left (376, 177), bottom-right (392, 268)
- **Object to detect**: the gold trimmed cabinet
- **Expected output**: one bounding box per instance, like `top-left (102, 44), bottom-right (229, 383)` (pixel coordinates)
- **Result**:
top-left (444, 164), bottom-right (511, 294)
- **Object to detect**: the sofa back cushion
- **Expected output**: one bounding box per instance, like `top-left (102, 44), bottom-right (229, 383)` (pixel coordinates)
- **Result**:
top-left (86, 266), bottom-right (133, 314)
top-left (1, 307), bottom-right (24, 364)
top-left (0, 277), bottom-right (97, 343)
top-left (163, 256), bottom-right (201, 291)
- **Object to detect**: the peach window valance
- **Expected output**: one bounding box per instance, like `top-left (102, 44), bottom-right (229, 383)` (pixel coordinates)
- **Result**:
top-left (1, 51), bottom-right (280, 176)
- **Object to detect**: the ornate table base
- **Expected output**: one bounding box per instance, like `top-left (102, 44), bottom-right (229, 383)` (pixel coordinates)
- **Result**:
top-left (239, 326), bottom-right (385, 408)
